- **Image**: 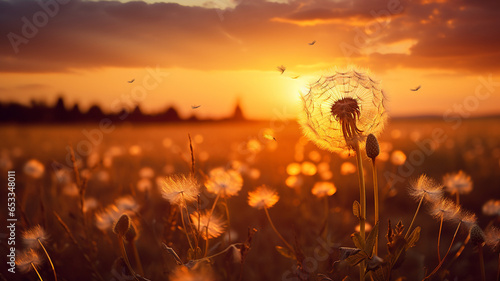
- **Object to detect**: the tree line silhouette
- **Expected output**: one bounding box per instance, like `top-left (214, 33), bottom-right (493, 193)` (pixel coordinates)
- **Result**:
top-left (0, 97), bottom-right (246, 124)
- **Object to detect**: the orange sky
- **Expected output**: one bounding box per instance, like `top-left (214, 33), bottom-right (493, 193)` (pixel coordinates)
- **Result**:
top-left (1, 0), bottom-right (499, 119)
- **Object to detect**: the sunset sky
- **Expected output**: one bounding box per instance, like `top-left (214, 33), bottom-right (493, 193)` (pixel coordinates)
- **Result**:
top-left (1, 0), bottom-right (499, 119)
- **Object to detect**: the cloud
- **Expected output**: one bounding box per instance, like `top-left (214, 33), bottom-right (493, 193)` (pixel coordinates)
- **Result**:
top-left (0, 0), bottom-right (499, 74)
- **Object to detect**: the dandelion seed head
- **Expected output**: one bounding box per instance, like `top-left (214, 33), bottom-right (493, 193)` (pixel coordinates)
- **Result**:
top-left (408, 174), bottom-right (444, 203)
top-left (311, 181), bottom-right (337, 198)
top-left (458, 210), bottom-right (477, 230)
top-left (248, 185), bottom-right (279, 209)
top-left (190, 211), bottom-right (227, 239)
top-left (298, 68), bottom-right (387, 152)
top-left (16, 249), bottom-right (43, 273)
top-left (429, 198), bottom-right (460, 221)
top-left (205, 167), bottom-right (243, 198)
top-left (443, 171), bottom-right (473, 195)
top-left (485, 226), bottom-right (500, 253)
top-left (161, 174), bottom-right (200, 207)
top-left (22, 225), bottom-right (48, 249)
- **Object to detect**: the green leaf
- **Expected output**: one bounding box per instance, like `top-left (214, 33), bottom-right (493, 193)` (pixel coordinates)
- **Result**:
top-left (351, 232), bottom-right (365, 250)
top-left (345, 251), bottom-right (368, 266)
top-left (353, 201), bottom-right (360, 219)
top-left (364, 222), bottom-right (379, 257)
top-left (405, 226), bottom-right (421, 250)
top-left (276, 246), bottom-right (295, 260)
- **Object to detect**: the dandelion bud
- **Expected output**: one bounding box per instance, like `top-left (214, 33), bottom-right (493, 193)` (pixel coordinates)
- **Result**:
top-left (113, 214), bottom-right (130, 237)
top-left (366, 134), bottom-right (380, 159)
top-left (469, 224), bottom-right (485, 246)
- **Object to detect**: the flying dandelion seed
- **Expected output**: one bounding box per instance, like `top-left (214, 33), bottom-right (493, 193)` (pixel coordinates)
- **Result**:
top-left (161, 174), bottom-right (200, 207)
top-left (443, 170), bottom-right (473, 195)
top-left (248, 185), bottom-right (279, 209)
top-left (311, 181), bottom-right (337, 198)
top-left (190, 211), bottom-right (227, 239)
top-left (298, 68), bottom-right (387, 153)
top-left (16, 249), bottom-right (43, 273)
top-left (408, 174), bottom-right (444, 203)
top-left (205, 167), bottom-right (243, 197)
top-left (23, 159), bottom-right (45, 179)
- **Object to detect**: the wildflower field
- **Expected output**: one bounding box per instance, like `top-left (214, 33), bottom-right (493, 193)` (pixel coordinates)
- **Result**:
top-left (1, 114), bottom-right (500, 281)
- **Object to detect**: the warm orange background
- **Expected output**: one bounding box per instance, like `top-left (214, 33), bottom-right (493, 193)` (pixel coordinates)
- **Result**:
top-left (1, 0), bottom-right (499, 119)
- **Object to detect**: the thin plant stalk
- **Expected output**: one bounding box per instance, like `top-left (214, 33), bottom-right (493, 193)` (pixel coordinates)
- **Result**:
top-left (437, 216), bottom-right (444, 262)
top-left (405, 195), bottom-right (424, 239)
top-left (264, 207), bottom-right (293, 251)
top-left (478, 244), bottom-right (485, 281)
top-left (424, 221), bottom-right (462, 280)
top-left (204, 193), bottom-right (221, 257)
top-left (37, 239), bottom-right (57, 281)
top-left (131, 242), bottom-right (144, 276)
top-left (371, 158), bottom-right (379, 256)
top-left (178, 205), bottom-right (194, 251)
top-left (497, 253), bottom-right (500, 281)
top-left (223, 198), bottom-right (231, 243)
top-left (455, 193), bottom-right (460, 205)
top-left (31, 263), bottom-right (44, 281)
top-left (354, 142), bottom-right (366, 281)
top-left (117, 238), bottom-right (140, 281)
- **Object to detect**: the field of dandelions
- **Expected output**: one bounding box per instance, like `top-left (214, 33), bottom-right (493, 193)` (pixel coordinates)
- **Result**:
top-left (1, 71), bottom-right (500, 281)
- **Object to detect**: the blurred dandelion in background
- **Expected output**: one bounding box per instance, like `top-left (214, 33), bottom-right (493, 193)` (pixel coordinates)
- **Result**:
top-left (443, 171), bottom-right (473, 204)
top-left (298, 68), bottom-right (387, 153)
top-left (311, 181), bottom-right (337, 198)
top-left (340, 162), bottom-right (356, 175)
top-left (390, 150), bottom-right (407, 166)
top-left (248, 185), bottom-right (279, 209)
top-left (482, 199), bottom-right (500, 216)
top-left (23, 159), bottom-right (45, 179)
top-left (205, 167), bottom-right (243, 198)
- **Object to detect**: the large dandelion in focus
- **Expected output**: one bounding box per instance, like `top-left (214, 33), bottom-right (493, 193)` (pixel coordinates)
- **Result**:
top-left (298, 68), bottom-right (387, 152)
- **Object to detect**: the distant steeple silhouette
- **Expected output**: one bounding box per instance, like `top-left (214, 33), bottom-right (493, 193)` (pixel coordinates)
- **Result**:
top-left (231, 99), bottom-right (245, 121)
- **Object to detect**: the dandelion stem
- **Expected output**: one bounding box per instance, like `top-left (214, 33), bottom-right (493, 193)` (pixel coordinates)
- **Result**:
top-left (371, 158), bottom-right (379, 256)
top-left (424, 221), bottom-right (462, 280)
top-left (455, 193), bottom-right (460, 205)
top-left (354, 142), bottom-right (366, 281)
top-left (264, 207), bottom-right (293, 252)
top-left (437, 216), bottom-right (444, 262)
top-left (178, 205), bottom-right (194, 251)
top-left (224, 198), bottom-right (231, 243)
top-left (37, 239), bottom-right (57, 281)
top-left (405, 195), bottom-right (424, 239)
top-left (131, 242), bottom-right (144, 276)
top-left (204, 193), bottom-right (221, 257)
top-left (118, 238), bottom-right (140, 281)
top-left (478, 244), bottom-right (486, 281)
top-left (31, 262), bottom-right (44, 281)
